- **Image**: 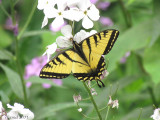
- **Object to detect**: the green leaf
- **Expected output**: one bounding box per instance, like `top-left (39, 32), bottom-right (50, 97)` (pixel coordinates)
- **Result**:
top-left (0, 49), bottom-right (14, 60)
top-left (0, 91), bottom-right (10, 104)
top-left (121, 106), bottom-right (152, 120)
top-left (106, 19), bottom-right (152, 72)
top-left (41, 31), bottom-right (62, 50)
top-left (35, 102), bottom-right (91, 119)
top-left (0, 27), bottom-right (12, 48)
top-left (27, 76), bottom-right (65, 88)
top-left (149, 15), bottom-right (160, 46)
top-left (0, 63), bottom-right (24, 99)
top-left (143, 38), bottom-right (160, 84)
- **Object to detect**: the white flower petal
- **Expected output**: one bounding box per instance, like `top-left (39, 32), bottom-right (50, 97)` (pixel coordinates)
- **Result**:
top-left (56, 36), bottom-right (72, 48)
top-left (41, 16), bottom-right (48, 28)
top-left (74, 30), bottom-right (88, 43)
top-left (37, 0), bottom-right (46, 10)
top-left (63, 9), bottom-right (82, 21)
top-left (37, 0), bottom-right (56, 10)
top-left (7, 110), bottom-right (19, 119)
top-left (87, 4), bottom-right (100, 21)
top-left (1, 116), bottom-right (8, 120)
top-left (61, 25), bottom-right (72, 38)
top-left (89, 30), bottom-right (97, 35)
top-left (82, 16), bottom-right (93, 29)
top-left (77, 0), bottom-right (91, 11)
top-left (112, 100), bottom-right (119, 108)
top-left (43, 43), bottom-right (57, 62)
top-left (78, 108), bottom-right (82, 112)
top-left (57, 0), bottom-right (67, 11)
top-left (151, 108), bottom-right (160, 120)
top-left (46, 43), bottom-right (57, 55)
top-left (44, 7), bottom-right (58, 18)
top-left (67, 0), bottom-right (80, 7)
top-left (51, 16), bottom-right (65, 30)
top-left (20, 108), bottom-right (34, 120)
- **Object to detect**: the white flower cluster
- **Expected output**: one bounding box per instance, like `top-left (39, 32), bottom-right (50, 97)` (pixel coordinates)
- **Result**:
top-left (151, 108), bottom-right (160, 120)
top-left (0, 101), bottom-right (34, 120)
top-left (108, 96), bottom-right (119, 109)
top-left (43, 25), bottom-right (97, 62)
top-left (37, 0), bottom-right (100, 29)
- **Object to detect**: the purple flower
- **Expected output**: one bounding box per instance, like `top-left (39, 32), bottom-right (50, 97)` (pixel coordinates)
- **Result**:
top-left (90, 0), bottom-right (98, 4)
top-left (5, 18), bottom-right (19, 36)
top-left (49, 21), bottom-right (67, 32)
top-left (100, 17), bottom-right (113, 26)
top-left (42, 79), bottom-right (62, 89)
top-left (42, 83), bottom-right (51, 89)
top-left (0, 0), bottom-right (2, 4)
top-left (24, 56), bottom-right (63, 88)
top-left (97, 2), bottom-right (110, 10)
top-left (120, 51), bottom-right (131, 64)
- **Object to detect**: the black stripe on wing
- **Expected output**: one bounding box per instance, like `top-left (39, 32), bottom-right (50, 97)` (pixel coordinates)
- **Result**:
top-left (103, 30), bottom-right (119, 55)
top-left (40, 72), bottom-right (70, 79)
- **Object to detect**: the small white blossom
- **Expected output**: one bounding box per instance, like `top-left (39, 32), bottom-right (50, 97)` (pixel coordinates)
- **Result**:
top-left (56, 25), bottom-right (73, 48)
top-left (43, 42), bottom-right (57, 62)
top-left (7, 103), bottom-right (34, 120)
top-left (73, 94), bottom-right (82, 103)
top-left (37, 0), bottom-right (56, 10)
top-left (108, 96), bottom-right (119, 109)
top-left (100, 70), bottom-right (109, 80)
top-left (76, 0), bottom-right (100, 29)
top-left (108, 96), bottom-right (112, 105)
top-left (151, 108), bottom-right (160, 120)
top-left (112, 100), bottom-right (119, 109)
top-left (0, 101), bottom-right (3, 112)
top-left (74, 29), bottom-right (97, 43)
top-left (91, 88), bottom-right (97, 96)
top-left (0, 101), bottom-right (7, 120)
top-left (41, 16), bottom-right (48, 28)
top-left (42, 0), bottom-right (80, 28)
top-left (78, 108), bottom-right (82, 112)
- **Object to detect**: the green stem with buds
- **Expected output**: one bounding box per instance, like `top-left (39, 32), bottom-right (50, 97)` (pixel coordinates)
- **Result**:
top-left (10, 0), bottom-right (28, 106)
top-left (17, 0), bottom-right (38, 40)
top-left (118, 0), bottom-right (132, 28)
top-left (82, 81), bottom-right (102, 120)
top-left (105, 106), bottom-right (110, 120)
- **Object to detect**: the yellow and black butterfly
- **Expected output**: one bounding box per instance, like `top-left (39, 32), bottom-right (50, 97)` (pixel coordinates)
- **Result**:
top-left (39, 29), bottom-right (119, 87)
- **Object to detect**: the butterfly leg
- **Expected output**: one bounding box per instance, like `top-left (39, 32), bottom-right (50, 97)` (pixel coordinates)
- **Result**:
top-left (96, 80), bottom-right (105, 88)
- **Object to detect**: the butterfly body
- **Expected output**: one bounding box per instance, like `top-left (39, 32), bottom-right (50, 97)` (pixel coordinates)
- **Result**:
top-left (40, 29), bottom-right (119, 87)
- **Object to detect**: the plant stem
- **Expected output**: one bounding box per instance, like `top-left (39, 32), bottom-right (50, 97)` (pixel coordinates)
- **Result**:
top-left (82, 81), bottom-right (102, 120)
top-left (17, 0), bottom-right (38, 40)
top-left (138, 108), bottom-right (143, 120)
top-left (118, 0), bottom-right (132, 28)
top-left (105, 106), bottom-right (110, 120)
top-left (15, 37), bottom-right (29, 106)
top-left (10, 0), bottom-right (29, 106)
top-left (147, 86), bottom-right (158, 107)
top-left (0, 4), bottom-right (11, 18)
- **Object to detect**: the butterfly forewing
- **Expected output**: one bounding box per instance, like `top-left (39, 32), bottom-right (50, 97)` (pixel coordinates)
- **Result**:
top-left (40, 49), bottom-right (74, 79)
top-left (80, 29), bottom-right (119, 55)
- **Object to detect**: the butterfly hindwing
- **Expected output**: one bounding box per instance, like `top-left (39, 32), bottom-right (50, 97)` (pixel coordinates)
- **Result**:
top-left (72, 47), bottom-right (106, 81)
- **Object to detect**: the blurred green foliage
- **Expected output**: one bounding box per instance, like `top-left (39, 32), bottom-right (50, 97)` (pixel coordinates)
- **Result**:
top-left (0, 0), bottom-right (160, 120)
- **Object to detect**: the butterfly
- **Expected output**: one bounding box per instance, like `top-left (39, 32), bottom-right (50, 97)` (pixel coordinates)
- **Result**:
top-left (39, 29), bottom-right (119, 87)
